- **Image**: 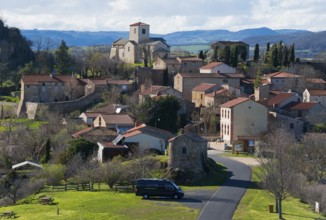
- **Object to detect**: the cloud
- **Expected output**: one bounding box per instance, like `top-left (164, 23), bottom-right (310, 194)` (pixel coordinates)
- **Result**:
top-left (0, 0), bottom-right (325, 33)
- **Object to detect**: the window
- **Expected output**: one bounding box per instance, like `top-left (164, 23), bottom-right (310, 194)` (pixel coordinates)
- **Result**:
top-left (134, 28), bottom-right (136, 34)
top-left (26, 85), bottom-right (29, 88)
top-left (290, 123), bottom-right (294, 129)
top-left (223, 79), bottom-right (228, 83)
top-left (182, 147), bottom-right (187, 154)
top-left (128, 47), bottom-right (130, 52)
top-left (142, 28), bottom-right (146, 34)
top-left (42, 83), bottom-right (45, 86)
top-left (99, 117), bottom-right (102, 127)
top-left (200, 94), bottom-right (203, 100)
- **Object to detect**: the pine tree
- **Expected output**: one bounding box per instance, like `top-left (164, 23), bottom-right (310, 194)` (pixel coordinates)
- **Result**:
top-left (265, 42), bottom-right (270, 63)
top-left (289, 44), bottom-right (295, 64)
top-left (271, 45), bottom-right (279, 67)
top-left (231, 46), bottom-right (239, 67)
top-left (254, 43), bottom-right (260, 62)
top-left (198, 50), bottom-right (205, 60)
top-left (54, 40), bottom-right (71, 74)
top-left (223, 46), bottom-right (231, 65)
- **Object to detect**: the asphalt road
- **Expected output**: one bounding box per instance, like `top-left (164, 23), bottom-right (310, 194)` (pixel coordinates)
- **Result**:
top-left (197, 153), bottom-right (252, 220)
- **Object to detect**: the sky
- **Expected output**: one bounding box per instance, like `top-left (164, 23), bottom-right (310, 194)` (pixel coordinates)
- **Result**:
top-left (0, 0), bottom-right (325, 34)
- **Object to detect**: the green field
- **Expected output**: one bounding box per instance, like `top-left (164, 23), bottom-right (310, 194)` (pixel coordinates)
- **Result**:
top-left (0, 186), bottom-right (201, 220)
top-left (233, 167), bottom-right (324, 220)
top-left (0, 118), bottom-right (43, 131)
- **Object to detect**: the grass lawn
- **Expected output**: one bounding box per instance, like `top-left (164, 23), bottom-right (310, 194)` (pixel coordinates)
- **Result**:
top-left (0, 187), bottom-right (198, 220)
top-left (233, 167), bottom-right (325, 220)
top-left (0, 118), bottom-right (43, 131)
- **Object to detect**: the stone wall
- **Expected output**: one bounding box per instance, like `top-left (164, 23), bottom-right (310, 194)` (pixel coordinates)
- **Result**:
top-left (25, 91), bottom-right (103, 119)
top-left (168, 133), bottom-right (208, 176)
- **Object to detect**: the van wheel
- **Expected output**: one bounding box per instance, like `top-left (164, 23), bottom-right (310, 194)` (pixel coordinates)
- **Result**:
top-left (173, 194), bottom-right (179, 199)
top-left (143, 194), bottom-right (149, 199)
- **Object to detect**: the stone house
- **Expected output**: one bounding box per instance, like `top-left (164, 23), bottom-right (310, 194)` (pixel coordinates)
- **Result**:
top-left (211, 41), bottom-right (249, 61)
top-left (176, 57), bottom-right (204, 73)
top-left (109, 22), bottom-right (170, 64)
top-left (174, 72), bottom-right (244, 102)
top-left (220, 97), bottom-right (268, 152)
top-left (79, 112), bottom-right (101, 126)
top-left (205, 85), bottom-right (241, 107)
top-left (168, 133), bottom-right (208, 176)
top-left (20, 74), bottom-right (86, 103)
top-left (199, 62), bottom-right (236, 74)
top-left (267, 92), bottom-right (301, 109)
top-left (262, 71), bottom-right (303, 92)
top-left (134, 67), bottom-right (165, 86)
top-left (191, 83), bottom-right (220, 107)
top-left (303, 89), bottom-right (326, 107)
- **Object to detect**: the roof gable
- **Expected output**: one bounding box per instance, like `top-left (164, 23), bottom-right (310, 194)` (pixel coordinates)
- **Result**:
top-left (220, 97), bottom-right (250, 108)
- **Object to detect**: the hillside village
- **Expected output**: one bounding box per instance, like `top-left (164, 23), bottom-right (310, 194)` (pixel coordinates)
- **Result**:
top-left (0, 20), bottom-right (326, 219)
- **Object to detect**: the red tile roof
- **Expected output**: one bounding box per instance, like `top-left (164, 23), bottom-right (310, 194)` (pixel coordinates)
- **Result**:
top-left (200, 62), bottom-right (224, 70)
top-left (178, 73), bottom-right (225, 78)
top-left (306, 78), bottom-right (326, 84)
top-left (130, 22), bottom-right (149, 26)
top-left (220, 97), bottom-right (250, 108)
top-left (290, 102), bottom-right (317, 110)
top-left (267, 93), bottom-right (295, 106)
top-left (307, 89), bottom-right (326, 96)
top-left (192, 83), bottom-right (217, 92)
top-left (22, 75), bottom-right (61, 85)
top-left (206, 88), bottom-right (228, 97)
top-left (265, 71), bottom-right (301, 78)
top-left (72, 127), bottom-right (93, 138)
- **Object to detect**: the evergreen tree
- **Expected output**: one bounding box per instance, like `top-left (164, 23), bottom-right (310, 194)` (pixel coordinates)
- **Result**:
top-left (54, 40), bottom-right (71, 74)
top-left (289, 44), bottom-right (295, 64)
top-left (265, 42), bottom-right (270, 63)
top-left (283, 45), bottom-right (289, 66)
top-left (223, 46), bottom-right (231, 65)
top-left (254, 43), bottom-right (260, 62)
top-left (212, 45), bottom-right (218, 62)
top-left (254, 66), bottom-right (262, 88)
top-left (198, 50), bottom-right (205, 60)
top-left (271, 45), bottom-right (279, 67)
top-left (231, 46), bottom-right (239, 67)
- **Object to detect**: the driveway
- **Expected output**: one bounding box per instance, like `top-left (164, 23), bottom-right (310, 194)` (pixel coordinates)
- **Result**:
top-left (197, 148), bottom-right (252, 220)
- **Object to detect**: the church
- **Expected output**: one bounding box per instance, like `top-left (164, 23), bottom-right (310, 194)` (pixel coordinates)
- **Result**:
top-left (109, 22), bottom-right (170, 64)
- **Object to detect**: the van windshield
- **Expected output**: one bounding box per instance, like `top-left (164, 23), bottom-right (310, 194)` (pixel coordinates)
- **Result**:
top-left (171, 182), bottom-right (180, 190)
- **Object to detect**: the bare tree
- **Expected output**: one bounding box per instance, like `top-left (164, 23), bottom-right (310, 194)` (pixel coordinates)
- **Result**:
top-left (102, 157), bottom-right (125, 188)
top-left (256, 129), bottom-right (298, 219)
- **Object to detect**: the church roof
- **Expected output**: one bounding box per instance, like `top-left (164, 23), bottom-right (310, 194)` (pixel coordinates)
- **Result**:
top-left (130, 22), bottom-right (149, 26)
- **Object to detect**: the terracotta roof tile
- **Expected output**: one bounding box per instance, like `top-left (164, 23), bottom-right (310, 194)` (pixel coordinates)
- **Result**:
top-left (72, 127), bottom-right (93, 138)
top-left (290, 102), bottom-right (317, 110)
top-left (265, 71), bottom-right (301, 78)
top-left (101, 114), bottom-right (134, 125)
top-left (306, 78), bottom-right (326, 84)
top-left (206, 88), bottom-right (228, 97)
top-left (123, 124), bottom-right (174, 140)
top-left (267, 93), bottom-right (295, 106)
top-left (200, 62), bottom-right (224, 70)
top-left (130, 22), bottom-right (149, 26)
top-left (220, 97), bottom-right (250, 108)
top-left (192, 83), bottom-right (217, 92)
top-left (307, 89), bottom-right (326, 96)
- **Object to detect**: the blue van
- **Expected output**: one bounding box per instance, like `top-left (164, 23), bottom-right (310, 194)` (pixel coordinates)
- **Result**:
top-left (135, 178), bottom-right (184, 199)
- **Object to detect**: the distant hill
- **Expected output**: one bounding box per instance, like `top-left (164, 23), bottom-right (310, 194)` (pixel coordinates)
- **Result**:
top-left (21, 27), bottom-right (325, 58)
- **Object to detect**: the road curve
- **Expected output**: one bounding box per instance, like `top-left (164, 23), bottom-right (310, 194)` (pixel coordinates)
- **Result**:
top-left (197, 154), bottom-right (252, 220)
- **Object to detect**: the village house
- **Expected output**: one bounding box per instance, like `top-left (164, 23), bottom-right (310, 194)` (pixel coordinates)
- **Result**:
top-left (134, 67), bottom-right (165, 86)
top-left (114, 124), bottom-right (175, 153)
top-left (174, 72), bottom-right (244, 101)
top-left (211, 41), bottom-right (249, 61)
top-left (79, 112), bottom-right (101, 126)
top-left (199, 62), bottom-right (236, 74)
top-left (262, 71), bottom-right (303, 92)
top-left (72, 127), bottom-right (118, 143)
top-left (220, 97), bottom-right (268, 152)
top-left (191, 83), bottom-right (220, 107)
top-left (93, 114), bottom-right (134, 133)
top-left (20, 74), bottom-right (86, 103)
top-left (205, 84), bottom-right (241, 107)
top-left (168, 132), bottom-right (208, 178)
top-left (109, 22), bottom-right (170, 64)
top-left (303, 89), bottom-right (326, 107)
